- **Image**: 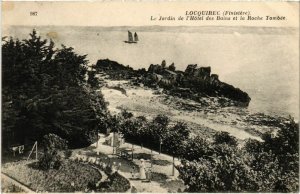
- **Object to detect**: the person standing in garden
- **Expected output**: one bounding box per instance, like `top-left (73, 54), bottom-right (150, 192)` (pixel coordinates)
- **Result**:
top-left (139, 159), bottom-right (146, 180)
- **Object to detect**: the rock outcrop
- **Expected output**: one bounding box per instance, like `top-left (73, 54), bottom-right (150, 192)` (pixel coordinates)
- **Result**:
top-left (95, 59), bottom-right (251, 106)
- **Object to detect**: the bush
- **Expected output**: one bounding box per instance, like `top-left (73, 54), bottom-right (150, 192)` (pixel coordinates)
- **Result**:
top-left (105, 172), bottom-right (131, 192)
top-left (42, 133), bottom-right (68, 151)
top-left (38, 150), bottom-right (62, 170)
top-left (38, 133), bottom-right (68, 170)
top-left (213, 131), bottom-right (238, 147)
top-left (177, 147), bottom-right (258, 192)
top-left (64, 150), bottom-right (72, 158)
top-left (181, 136), bottom-right (212, 161)
top-left (176, 118), bottom-right (299, 192)
top-left (90, 172), bottom-right (130, 192)
top-left (244, 139), bottom-right (262, 154)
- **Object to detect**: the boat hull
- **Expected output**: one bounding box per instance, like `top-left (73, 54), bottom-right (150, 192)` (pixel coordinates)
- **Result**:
top-left (124, 41), bottom-right (137, 44)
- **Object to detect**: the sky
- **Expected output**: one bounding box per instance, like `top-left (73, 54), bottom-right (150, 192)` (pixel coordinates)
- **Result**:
top-left (2, 1), bottom-right (299, 28)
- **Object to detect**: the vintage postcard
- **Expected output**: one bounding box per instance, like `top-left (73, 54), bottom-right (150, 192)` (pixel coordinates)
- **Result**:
top-left (1, 1), bottom-right (299, 193)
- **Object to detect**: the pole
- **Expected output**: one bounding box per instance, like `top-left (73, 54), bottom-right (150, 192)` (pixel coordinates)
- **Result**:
top-left (150, 149), bottom-right (153, 168)
top-left (96, 133), bottom-right (99, 148)
top-left (113, 132), bottom-right (115, 154)
top-left (27, 141), bottom-right (37, 161)
top-left (35, 141), bottom-right (38, 161)
top-left (131, 143), bottom-right (134, 160)
top-left (159, 143), bottom-right (161, 154)
top-left (172, 155), bottom-right (175, 176)
top-left (159, 138), bottom-right (162, 154)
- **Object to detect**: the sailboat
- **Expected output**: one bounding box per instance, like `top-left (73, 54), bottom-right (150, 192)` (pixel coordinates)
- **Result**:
top-left (124, 31), bottom-right (138, 44)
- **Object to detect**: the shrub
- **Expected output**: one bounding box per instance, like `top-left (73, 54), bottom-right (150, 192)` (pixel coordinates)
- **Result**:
top-left (42, 133), bottom-right (68, 151)
top-left (91, 172), bottom-right (130, 192)
top-left (181, 136), bottom-right (212, 161)
top-left (177, 148), bottom-right (258, 192)
top-left (244, 139), bottom-right (262, 154)
top-left (213, 131), bottom-right (238, 147)
top-left (38, 133), bottom-right (68, 170)
top-left (38, 150), bottom-right (62, 170)
top-left (64, 150), bottom-right (73, 159)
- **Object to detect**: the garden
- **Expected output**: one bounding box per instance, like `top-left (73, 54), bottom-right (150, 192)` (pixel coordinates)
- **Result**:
top-left (113, 110), bottom-right (299, 192)
top-left (2, 160), bottom-right (101, 192)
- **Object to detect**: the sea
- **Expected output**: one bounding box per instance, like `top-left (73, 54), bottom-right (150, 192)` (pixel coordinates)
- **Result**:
top-left (3, 25), bottom-right (299, 120)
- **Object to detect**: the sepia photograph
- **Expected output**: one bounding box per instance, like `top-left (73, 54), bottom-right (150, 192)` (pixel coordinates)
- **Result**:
top-left (1, 1), bottom-right (299, 193)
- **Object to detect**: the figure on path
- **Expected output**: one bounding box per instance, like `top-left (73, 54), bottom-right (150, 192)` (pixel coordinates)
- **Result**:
top-left (139, 159), bottom-right (146, 180)
top-left (131, 165), bottom-right (136, 179)
top-left (112, 162), bottom-right (117, 173)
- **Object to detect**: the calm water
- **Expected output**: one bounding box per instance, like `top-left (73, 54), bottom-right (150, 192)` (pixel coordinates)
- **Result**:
top-left (4, 26), bottom-right (299, 120)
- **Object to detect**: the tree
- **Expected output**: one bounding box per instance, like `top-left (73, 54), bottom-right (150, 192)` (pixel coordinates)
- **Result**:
top-left (151, 115), bottom-right (170, 153)
top-left (244, 139), bottom-right (262, 154)
top-left (164, 122), bottom-right (189, 175)
top-left (2, 30), bottom-right (108, 149)
top-left (87, 68), bottom-right (100, 88)
top-left (213, 131), bottom-right (238, 147)
top-left (181, 136), bottom-right (212, 161)
top-left (264, 116), bottom-right (299, 155)
top-left (177, 146), bottom-right (258, 192)
top-left (241, 117), bottom-right (299, 192)
top-left (164, 122), bottom-right (189, 157)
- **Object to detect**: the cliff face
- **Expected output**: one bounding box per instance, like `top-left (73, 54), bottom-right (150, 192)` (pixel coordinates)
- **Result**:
top-left (95, 59), bottom-right (251, 106)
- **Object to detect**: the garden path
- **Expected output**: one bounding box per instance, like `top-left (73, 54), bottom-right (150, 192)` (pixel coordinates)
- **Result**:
top-left (76, 134), bottom-right (184, 193)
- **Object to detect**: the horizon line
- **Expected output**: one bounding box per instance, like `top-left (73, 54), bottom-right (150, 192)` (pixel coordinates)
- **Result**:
top-left (3, 24), bottom-right (298, 29)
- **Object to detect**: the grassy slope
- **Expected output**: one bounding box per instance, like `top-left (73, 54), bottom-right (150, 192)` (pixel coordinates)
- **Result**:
top-left (1, 160), bottom-right (101, 192)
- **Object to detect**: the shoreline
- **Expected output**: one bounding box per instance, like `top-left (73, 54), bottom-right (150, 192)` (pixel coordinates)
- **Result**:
top-left (100, 77), bottom-right (291, 142)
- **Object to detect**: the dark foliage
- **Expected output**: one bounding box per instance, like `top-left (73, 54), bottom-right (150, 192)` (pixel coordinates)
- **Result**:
top-left (177, 117), bottom-right (299, 192)
top-left (37, 133), bottom-right (68, 170)
top-left (38, 150), bottom-right (62, 170)
top-left (213, 131), bottom-right (238, 146)
top-left (2, 30), bottom-right (109, 149)
top-left (89, 172), bottom-right (130, 192)
top-left (119, 113), bottom-right (189, 155)
top-left (42, 133), bottom-right (68, 151)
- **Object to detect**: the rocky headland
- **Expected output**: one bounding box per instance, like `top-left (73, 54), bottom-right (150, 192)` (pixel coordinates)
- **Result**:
top-left (95, 59), bottom-right (251, 107)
